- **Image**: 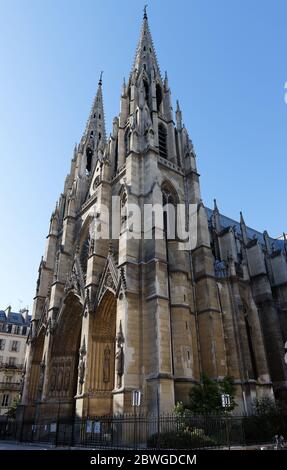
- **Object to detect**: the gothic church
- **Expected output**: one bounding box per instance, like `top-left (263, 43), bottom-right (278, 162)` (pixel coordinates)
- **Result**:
top-left (21, 11), bottom-right (287, 421)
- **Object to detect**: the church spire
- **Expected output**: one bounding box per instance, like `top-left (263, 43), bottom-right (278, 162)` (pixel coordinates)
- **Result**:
top-left (131, 7), bottom-right (161, 81)
top-left (82, 72), bottom-right (106, 149)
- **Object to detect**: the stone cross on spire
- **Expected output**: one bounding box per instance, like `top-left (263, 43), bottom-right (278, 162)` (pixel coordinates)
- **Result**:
top-left (98, 71), bottom-right (103, 86)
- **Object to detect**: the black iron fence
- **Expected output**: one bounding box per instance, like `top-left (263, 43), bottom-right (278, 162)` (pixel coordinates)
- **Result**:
top-left (0, 411), bottom-right (286, 449)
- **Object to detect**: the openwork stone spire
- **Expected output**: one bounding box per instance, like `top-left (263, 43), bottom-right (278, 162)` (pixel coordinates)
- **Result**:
top-left (130, 8), bottom-right (162, 81)
top-left (82, 72), bottom-right (106, 146)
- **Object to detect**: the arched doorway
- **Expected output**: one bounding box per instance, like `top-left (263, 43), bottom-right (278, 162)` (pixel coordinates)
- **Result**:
top-left (47, 293), bottom-right (82, 419)
top-left (87, 290), bottom-right (117, 415)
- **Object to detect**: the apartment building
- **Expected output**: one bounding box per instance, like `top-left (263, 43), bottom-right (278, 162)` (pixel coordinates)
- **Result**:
top-left (0, 307), bottom-right (31, 415)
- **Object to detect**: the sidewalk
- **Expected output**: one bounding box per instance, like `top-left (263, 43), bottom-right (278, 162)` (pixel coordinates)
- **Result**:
top-left (0, 441), bottom-right (52, 450)
top-left (0, 440), bottom-right (285, 451)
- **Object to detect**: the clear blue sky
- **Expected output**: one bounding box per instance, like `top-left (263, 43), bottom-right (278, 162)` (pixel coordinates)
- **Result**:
top-left (0, 0), bottom-right (286, 312)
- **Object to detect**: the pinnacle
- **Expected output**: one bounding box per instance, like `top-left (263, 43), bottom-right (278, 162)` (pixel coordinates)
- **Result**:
top-left (130, 9), bottom-right (162, 81)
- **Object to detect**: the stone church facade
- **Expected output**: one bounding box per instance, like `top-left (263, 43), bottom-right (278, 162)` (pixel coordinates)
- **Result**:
top-left (21, 11), bottom-right (287, 421)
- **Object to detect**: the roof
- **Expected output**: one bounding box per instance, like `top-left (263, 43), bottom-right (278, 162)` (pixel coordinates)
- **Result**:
top-left (206, 208), bottom-right (285, 252)
top-left (0, 310), bottom-right (6, 322)
top-left (0, 310), bottom-right (31, 326)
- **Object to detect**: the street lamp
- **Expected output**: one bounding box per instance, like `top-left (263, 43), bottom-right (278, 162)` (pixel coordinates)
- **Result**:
top-left (221, 394), bottom-right (231, 449)
top-left (132, 390), bottom-right (141, 449)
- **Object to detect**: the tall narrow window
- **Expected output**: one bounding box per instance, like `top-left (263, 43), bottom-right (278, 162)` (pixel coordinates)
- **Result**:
top-left (1, 394), bottom-right (9, 407)
top-left (86, 147), bottom-right (93, 173)
top-left (156, 84), bottom-right (163, 111)
top-left (158, 123), bottom-right (168, 158)
top-left (11, 340), bottom-right (19, 352)
top-left (143, 79), bottom-right (149, 102)
top-left (8, 357), bottom-right (16, 366)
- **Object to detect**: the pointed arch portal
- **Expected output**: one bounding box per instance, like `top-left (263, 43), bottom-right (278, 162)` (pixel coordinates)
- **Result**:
top-left (47, 293), bottom-right (82, 419)
top-left (86, 290), bottom-right (117, 415)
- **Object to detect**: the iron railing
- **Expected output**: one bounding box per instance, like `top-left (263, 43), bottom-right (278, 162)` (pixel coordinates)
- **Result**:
top-left (0, 382), bottom-right (21, 390)
top-left (0, 362), bottom-right (24, 370)
top-left (1, 411), bottom-right (286, 449)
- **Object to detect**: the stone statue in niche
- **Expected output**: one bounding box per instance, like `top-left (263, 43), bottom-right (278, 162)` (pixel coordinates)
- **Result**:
top-left (78, 359), bottom-right (85, 394)
top-left (115, 322), bottom-right (124, 388)
top-left (115, 345), bottom-right (124, 388)
top-left (71, 264), bottom-right (81, 296)
top-left (78, 336), bottom-right (86, 394)
top-left (103, 345), bottom-right (111, 383)
top-left (89, 237), bottom-right (95, 256)
top-left (38, 360), bottom-right (46, 397)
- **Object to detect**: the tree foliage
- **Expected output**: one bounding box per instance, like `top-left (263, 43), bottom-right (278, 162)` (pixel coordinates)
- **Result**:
top-left (6, 398), bottom-right (20, 418)
top-left (185, 375), bottom-right (236, 414)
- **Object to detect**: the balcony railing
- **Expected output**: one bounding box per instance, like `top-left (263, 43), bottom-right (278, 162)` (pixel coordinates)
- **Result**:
top-left (0, 362), bottom-right (24, 370)
top-left (0, 382), bottom-right (21, 390)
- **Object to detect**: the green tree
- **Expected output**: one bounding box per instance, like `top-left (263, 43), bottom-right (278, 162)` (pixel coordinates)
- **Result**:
top-left (6, 398), bottom-right (20, 418)
top-left (253, 397), bottom-right (281, 416)
top-left (186, 375), bottom-right (236, 414)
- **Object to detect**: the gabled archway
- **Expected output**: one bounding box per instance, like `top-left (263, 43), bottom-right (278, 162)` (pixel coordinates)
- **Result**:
top-left (47, 293), bottom-right (83, 419)
top-left (86, 290), bottom-right (117, 415)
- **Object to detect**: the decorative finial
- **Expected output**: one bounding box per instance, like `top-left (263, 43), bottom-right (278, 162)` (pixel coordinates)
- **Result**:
top-left (74, 142), bottom-right (78, 157)
top-left (98, 71), bottom-right (103, 86)
top-left (144, 4), bottom-right (148, 20)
